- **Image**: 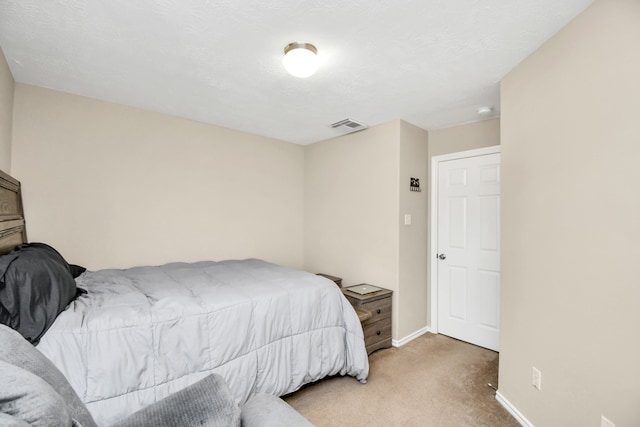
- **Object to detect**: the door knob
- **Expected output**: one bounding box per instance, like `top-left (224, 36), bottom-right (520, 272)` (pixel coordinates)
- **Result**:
top-left (438, 253), bottom-right (446, 260)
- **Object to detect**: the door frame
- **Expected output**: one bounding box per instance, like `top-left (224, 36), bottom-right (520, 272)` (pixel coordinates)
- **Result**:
top-left (430, 145), bottom-right (501, 333)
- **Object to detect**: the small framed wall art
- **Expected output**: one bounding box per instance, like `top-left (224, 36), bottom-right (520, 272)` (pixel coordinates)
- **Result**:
top-left (410, 177), bottom-right (422, 192)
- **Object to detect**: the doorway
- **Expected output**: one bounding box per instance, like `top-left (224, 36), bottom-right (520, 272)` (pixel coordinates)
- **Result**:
top-left (430, 146), bottom-right (501, 351)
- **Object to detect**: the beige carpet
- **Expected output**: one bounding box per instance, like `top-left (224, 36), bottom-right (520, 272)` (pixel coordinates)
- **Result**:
top-left (284, 333), bottom-right (519, 427)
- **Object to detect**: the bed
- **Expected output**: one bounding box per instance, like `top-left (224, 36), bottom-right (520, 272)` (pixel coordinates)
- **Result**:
top-left (0, 170), bottom-right (369, 426)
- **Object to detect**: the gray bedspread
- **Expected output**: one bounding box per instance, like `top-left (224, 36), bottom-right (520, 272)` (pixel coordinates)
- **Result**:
top-left (36, 259), bottom-right (369, 426)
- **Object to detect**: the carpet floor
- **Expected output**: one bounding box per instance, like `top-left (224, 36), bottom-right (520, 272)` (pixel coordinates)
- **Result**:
top-left (284, 333), bottom-right (519, 427)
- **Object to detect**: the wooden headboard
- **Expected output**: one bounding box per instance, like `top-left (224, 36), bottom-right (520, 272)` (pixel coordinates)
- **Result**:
top-left (0, 169), bottom-right (27, 255)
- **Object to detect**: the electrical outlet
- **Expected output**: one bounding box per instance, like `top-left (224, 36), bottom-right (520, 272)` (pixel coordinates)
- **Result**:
top-left (601, 415), bottom-right (615, 427)
top-left (531, 367), bottom-right (542, 390)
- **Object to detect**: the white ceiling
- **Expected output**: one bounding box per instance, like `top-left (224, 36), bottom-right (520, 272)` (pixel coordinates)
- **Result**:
top-left (0, 0), bottom-right (594, 145)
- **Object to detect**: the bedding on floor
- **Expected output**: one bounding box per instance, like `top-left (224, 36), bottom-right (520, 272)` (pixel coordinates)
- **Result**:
top-left (35, 258), bottom-right (369, 426)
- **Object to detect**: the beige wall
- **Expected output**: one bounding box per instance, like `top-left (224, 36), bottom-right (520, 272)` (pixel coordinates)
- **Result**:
top-left (304, 120), bottom-right (401, 334)
top-left (398, 121), bottom-right (429, 338)
top-left (428, 118), bottom-right (500, 159)
top-left (11, 84), bottom-right (305, 271)
top-left (304, 120), bottom-right (429, 340)
top-left (0, 46), bottom-right (14, 173)
top-left (427, 118), bottom-right (500, 326)
top-left (11, 82), bottom-right (432, 341)
top-left (499, 1), bottom-right (640, 426)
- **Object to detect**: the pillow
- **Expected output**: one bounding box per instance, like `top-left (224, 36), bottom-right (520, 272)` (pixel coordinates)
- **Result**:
top-left (0, 243), bottom-right (78, 344)
top-left (0, 360), bottom-right (74, 427)
top-left (0, 324), bottom-right (98, 427)
top-left (69, 264), bottom-right (87, 278)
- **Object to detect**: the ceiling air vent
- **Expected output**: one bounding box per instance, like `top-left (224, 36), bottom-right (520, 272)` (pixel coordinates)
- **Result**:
top-left (329, 118), bottom-right (368, 135)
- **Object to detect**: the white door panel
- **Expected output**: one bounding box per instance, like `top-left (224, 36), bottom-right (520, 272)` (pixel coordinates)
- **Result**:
top-left (437, 152), bottom-right (501, 351)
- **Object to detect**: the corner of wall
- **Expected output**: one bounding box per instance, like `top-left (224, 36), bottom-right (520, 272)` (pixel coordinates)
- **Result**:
top-left (0, 46), bottom-right (15, 174)
top-left (397, 120), bottom-right (429, 339)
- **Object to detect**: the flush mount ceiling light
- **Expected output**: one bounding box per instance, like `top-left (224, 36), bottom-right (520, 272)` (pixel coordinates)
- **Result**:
top-left (283, 42), bottom-right (318, 78)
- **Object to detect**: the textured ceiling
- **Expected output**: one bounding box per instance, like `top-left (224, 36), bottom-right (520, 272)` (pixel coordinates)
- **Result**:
top-left (0, 0), bottom-right (594, 145)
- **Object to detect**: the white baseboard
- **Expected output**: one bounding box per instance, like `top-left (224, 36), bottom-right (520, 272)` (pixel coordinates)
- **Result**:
top-left (495, 391), bottom-right (534, 427)
top-left (392, 325), bottom-right (432, 347)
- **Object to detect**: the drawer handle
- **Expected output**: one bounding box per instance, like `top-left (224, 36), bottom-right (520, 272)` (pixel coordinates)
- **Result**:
top-left (376, 330), bottom-right (381, 336)
top-left (376, 309), bottom-right (381, 314)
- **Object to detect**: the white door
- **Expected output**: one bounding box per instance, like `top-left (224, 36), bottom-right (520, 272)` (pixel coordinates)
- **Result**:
top-left (436, 151), bottom-right (501, 351)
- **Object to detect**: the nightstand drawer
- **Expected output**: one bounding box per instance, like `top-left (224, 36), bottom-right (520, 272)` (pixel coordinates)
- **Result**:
top-left (363, 317), bottom-right (391, 344)
top-left (359, 297), bottom-right (391, 325)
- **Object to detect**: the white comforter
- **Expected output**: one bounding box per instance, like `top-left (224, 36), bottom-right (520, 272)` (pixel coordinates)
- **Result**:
top-left (36, 259), bottom-right (369, 426)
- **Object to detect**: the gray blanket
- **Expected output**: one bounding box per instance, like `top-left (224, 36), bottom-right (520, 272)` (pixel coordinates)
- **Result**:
top-left (36, 259), bottom-right (368, 426)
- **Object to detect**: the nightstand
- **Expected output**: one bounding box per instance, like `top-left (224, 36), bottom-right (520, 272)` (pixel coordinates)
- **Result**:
top-left (342, 285), bottom-right (393, 355)
top-left (316, 273), bottom-right (342, 287)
